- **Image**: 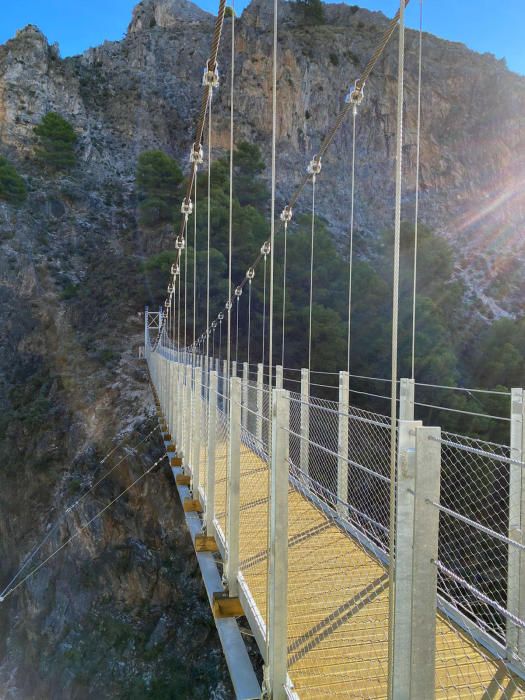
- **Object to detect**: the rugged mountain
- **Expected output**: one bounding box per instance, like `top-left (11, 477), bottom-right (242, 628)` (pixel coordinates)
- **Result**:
top-left (0, 0), bottom-right (523, 697)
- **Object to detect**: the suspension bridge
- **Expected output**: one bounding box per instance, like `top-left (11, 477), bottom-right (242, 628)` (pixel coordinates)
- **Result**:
top-left (1, 0), bottom-right (524, 698)
top-left (142, 0), bottom-right (525, 696)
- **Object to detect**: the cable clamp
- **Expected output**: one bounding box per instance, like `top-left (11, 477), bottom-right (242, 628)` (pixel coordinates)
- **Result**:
top-left (202, 60), bottom-right (219, 88)
top-left (180, 198), bottom-right (193, 218)
top-left (212, 321), bottom-right (217, 330)
top-left (234, 286), bottom-right (242, 297)
top-left (167, 283), bottom-right (174, 294)
top-left (260, 241), bottom-right (271, 256)
top-left (189, 142), bottom-right (204, 165)
top-left (280, 205), bottom-right (293, 223)
top-left (225, 301), bottom-right (233, 311)
top-left (246, 267), bottom-right (255, 280)
top-left (345, 80), bottom-right (364, 109)
top-left (170, 263), bottom-right (179, 276)
top-left (307, 155), bottom-right (322, 176)
top-left (175, 234), bottom-right (186, 251)
top-left (218, 312), bottom-right (224, 321)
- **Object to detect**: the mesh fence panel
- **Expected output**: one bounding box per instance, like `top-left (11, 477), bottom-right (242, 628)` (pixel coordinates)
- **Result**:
top-left (238, 424), bottom-right (270, 632)
top-left (438, 432), bottom-right (512, 645)
top-left (214, 403), bottom-right (230, 540)
top-left (347, 407), bottom-right (392, 553)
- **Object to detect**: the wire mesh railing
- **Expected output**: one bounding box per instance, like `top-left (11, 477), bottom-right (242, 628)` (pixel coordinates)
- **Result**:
top-left (147, 347), bottom-right (525, 698)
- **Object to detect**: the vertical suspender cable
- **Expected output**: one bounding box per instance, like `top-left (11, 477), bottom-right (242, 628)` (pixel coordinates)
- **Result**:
top-left (247, 279), bottom-right (252, 366)
top-left (177, 255), bottom-right (181, 356)
top-left (262, 254), bottom-right (267, 366)
top-left (206, 94), bottom-right (212, 362)
top-left (193, 169), bottom-right (198, 365)
top-left (265, 0), bottom-right (279, 666)
top-left (281, 221), bottom-right (288, 368)
top-left (411, 0), bottom-right (423, 381)
top-left (227, 0), bottom-right (235, 385)
top-left (347, 107), bottom-right (357, 374)
top-left (308, 177), bottom-right (316, 372)
top-left (387, 1), bottom-right (405, 697)
top-left (235, 295), bottom-right (240, 364)
top-left (184, 221), bottom-right (188, 354)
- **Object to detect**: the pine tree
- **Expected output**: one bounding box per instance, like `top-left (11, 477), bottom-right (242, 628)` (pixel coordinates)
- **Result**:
top-left (34, 112), bottom-right (77, 172)
top-left (0, 157), bottom-right (27, 205)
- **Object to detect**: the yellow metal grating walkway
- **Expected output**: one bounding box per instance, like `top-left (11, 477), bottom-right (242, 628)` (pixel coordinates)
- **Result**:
top-left (209, 440), bottom-right (525, 699)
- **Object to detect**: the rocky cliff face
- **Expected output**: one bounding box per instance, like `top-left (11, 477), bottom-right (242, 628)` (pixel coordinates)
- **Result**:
top-left (0, 0), bottom-right (523, 697)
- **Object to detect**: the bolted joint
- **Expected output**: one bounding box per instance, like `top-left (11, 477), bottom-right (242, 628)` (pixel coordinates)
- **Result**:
top-left (202, 60), bottom-right (219, 88)
top-left (307, 155), bottom-right (322, 177)
top-left (180, 198), bottom-right (193, 218)
top-left (280, 205), bottom-right (293, 223)
top-left (189, 142), bottom-right (204, 165)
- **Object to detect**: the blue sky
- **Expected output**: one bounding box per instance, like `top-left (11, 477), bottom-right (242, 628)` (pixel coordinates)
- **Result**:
top-left (0, 1), bottom-right (523, 75)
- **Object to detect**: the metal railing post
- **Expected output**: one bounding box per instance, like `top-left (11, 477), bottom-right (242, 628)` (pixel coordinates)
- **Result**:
top-left (242, 362), bottom-right (249, 430)
top-left (508, 387), bottom-right (525, 659)
top-left (300, 368), bottom-right (309, 475)
top-left (226, 377), bottom-right (241, 597)
top-left (206, 371), bottom-right (218, 534)
top-left (276, 365), bottom-right (283, 390)
top-left (392, 423), bottom-right (440, 699)
top-left (183, 364), bottom-right (192, 462)
top-left (192, 368), bottom-right (202, 499)
top-left (265, 388), bottom-right (290, 700)
top-left (399, 377), bottom-right (415, 421)
top-left (337, 371), bottom-right (349, 517)
top-left (257, 363), bottom-right (264, 444)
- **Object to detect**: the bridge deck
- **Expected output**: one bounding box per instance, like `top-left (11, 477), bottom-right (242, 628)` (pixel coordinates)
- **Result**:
top-left (209, 441), bottom-right (525, 699)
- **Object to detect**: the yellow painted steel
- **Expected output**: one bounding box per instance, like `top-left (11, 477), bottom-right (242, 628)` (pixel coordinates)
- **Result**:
top-left (204, 439), bottom-right (525, 699)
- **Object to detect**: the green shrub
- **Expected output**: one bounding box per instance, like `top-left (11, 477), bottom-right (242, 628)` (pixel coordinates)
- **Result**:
top-left (0, 156), bottom-right (27, 205)
top-left (34, 112), bottom-right (77, 172)
top-left (294, 0), bottom-right (324, 23)
top-left (136, 150), bottom-right (183, 227)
